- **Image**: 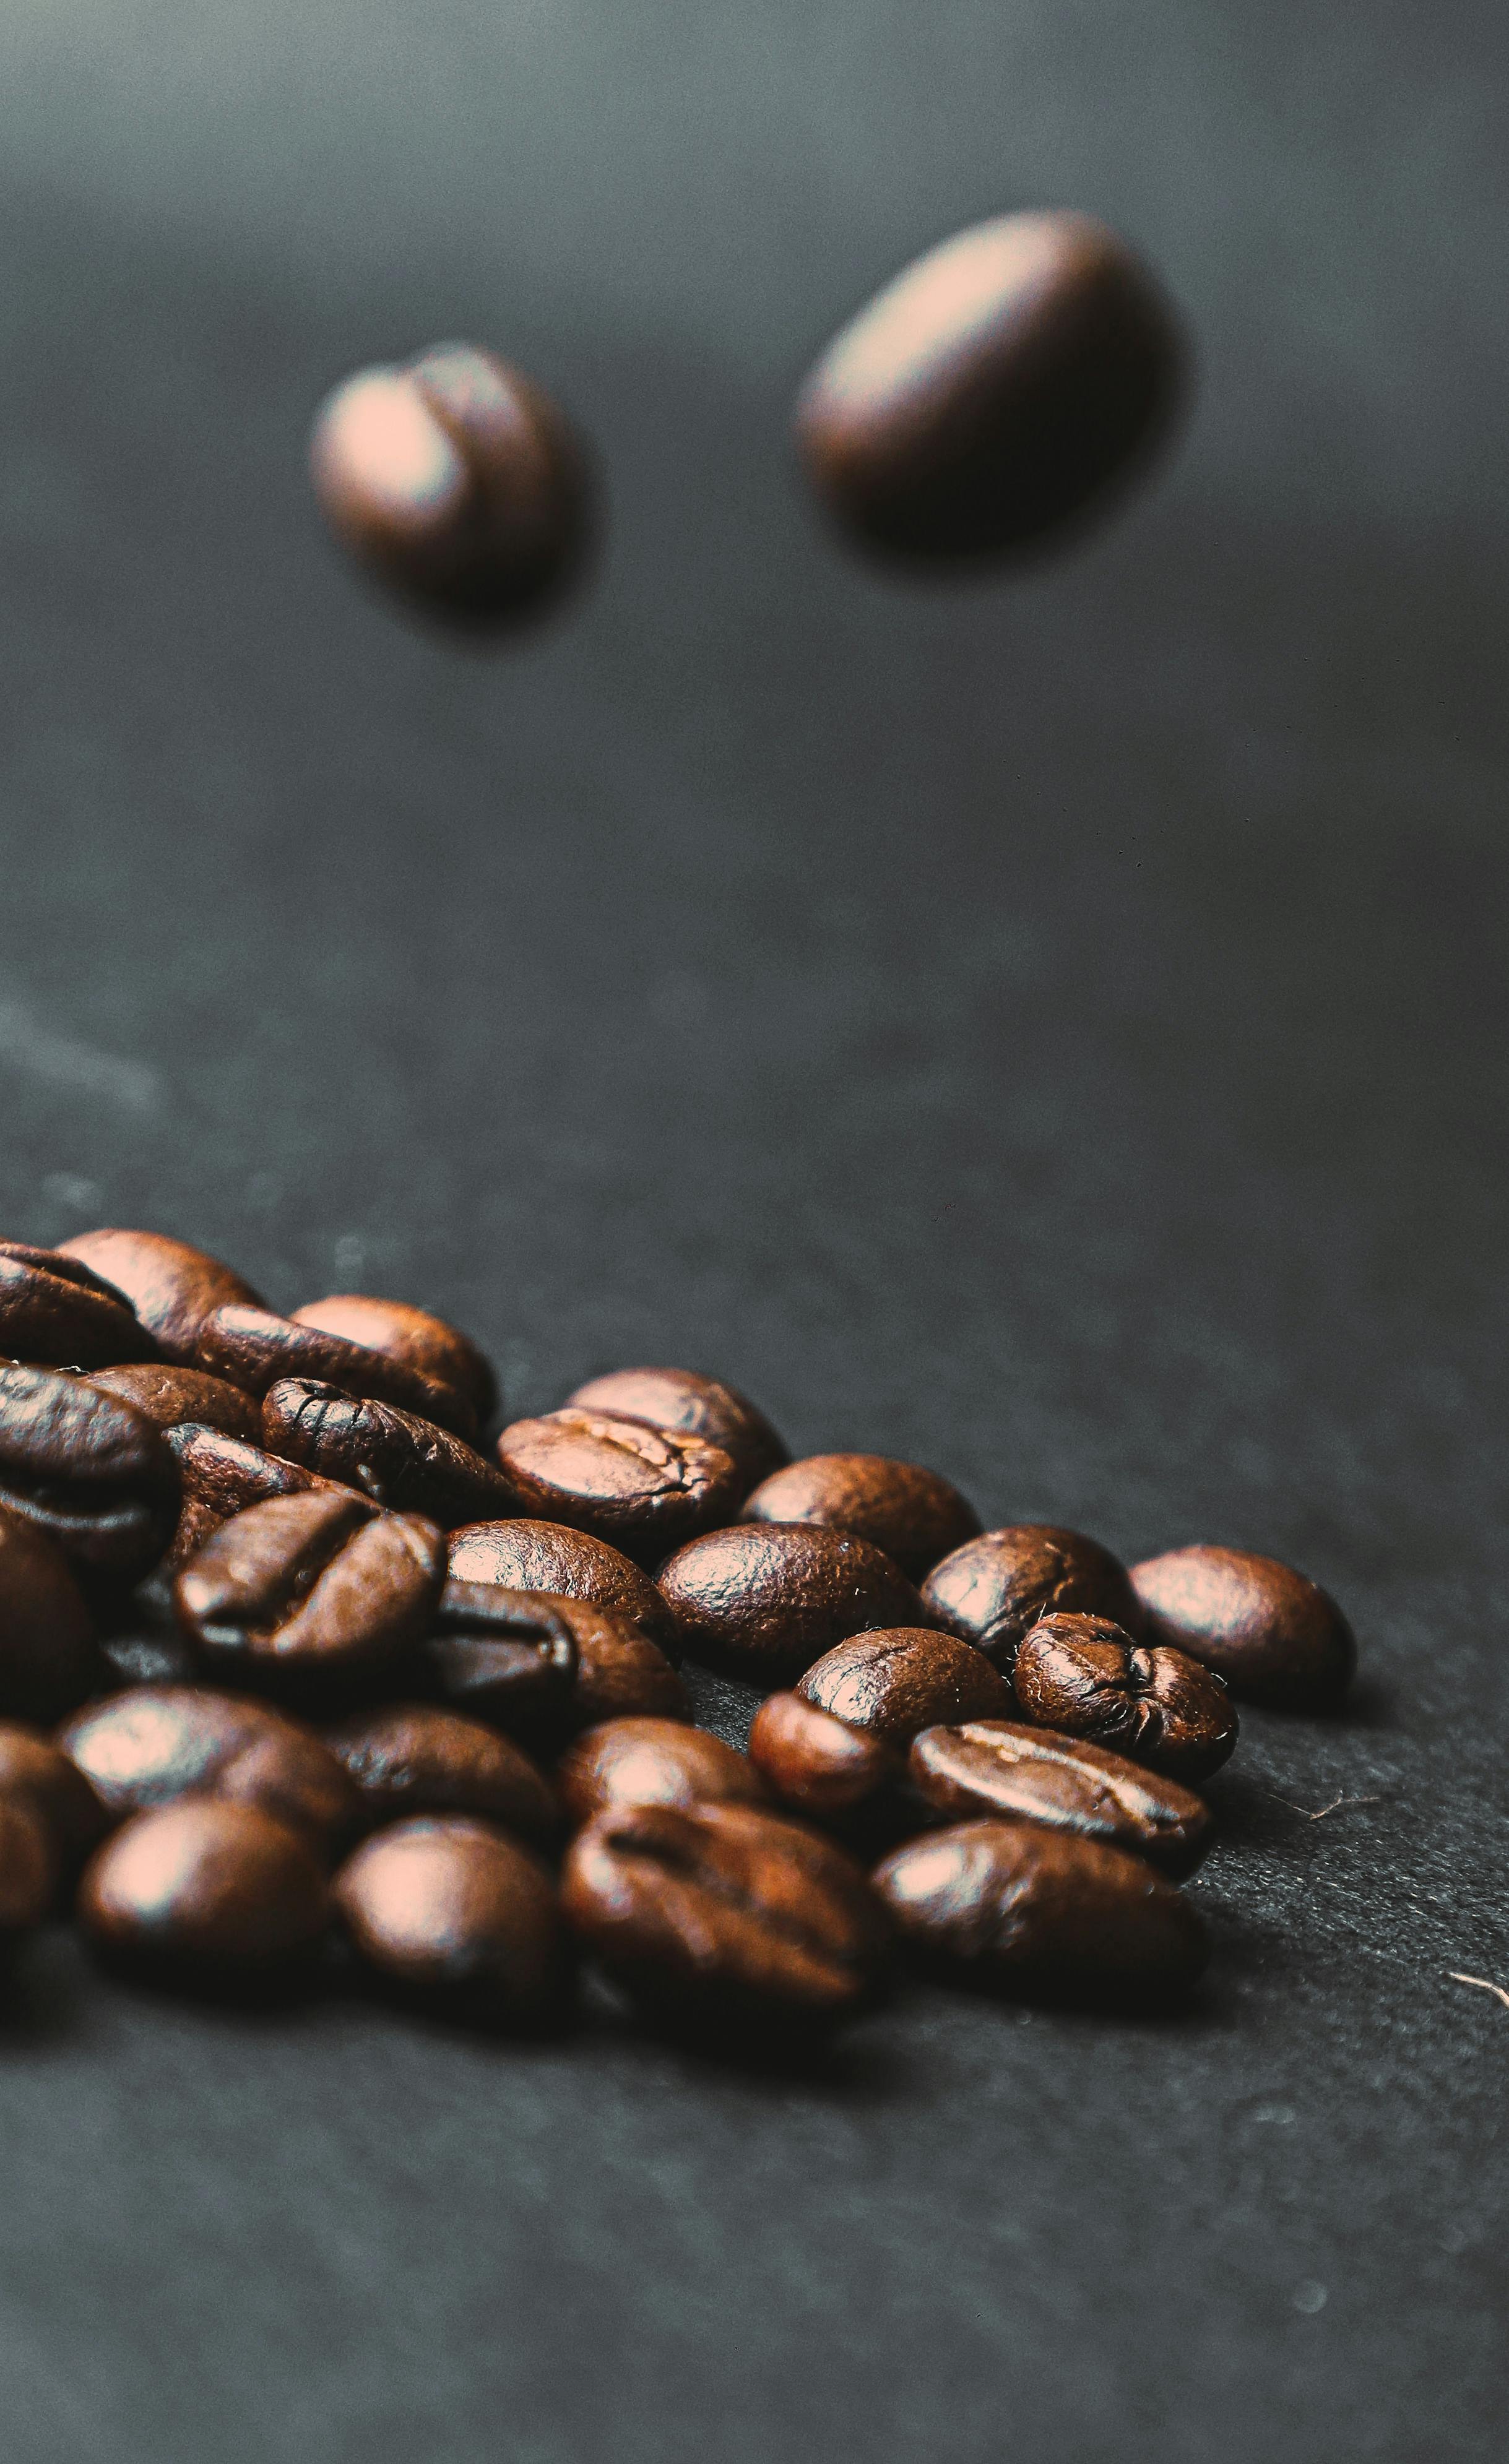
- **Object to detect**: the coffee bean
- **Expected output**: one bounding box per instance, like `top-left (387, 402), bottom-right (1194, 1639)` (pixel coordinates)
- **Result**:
top-left (0, 1721), bottom-right (111, 1870)
top-left (61, 1686), bottom-right (360, 1851)
top-left (447, 1518), bottom-right (679, 1654)
top-left (291, 1294), bottom-right (498, 1428)
top-left (794, 210), bottom-right (1185, 563)
top-left (563, 1367), bottom-right (787, 1493)
top-left (86, 1364), bottom-right (262, 1442)
top-left (920, 1523), bottom-right (1143, 1673)
top-left (0, 1364), bottom-right (178, 1582)
top-left (1013, 1613), bottom-right (1237, 1782)
top-left (0, 1241), bottom-right (153, 1369)
top-left (160, 1423), bottom-right (363, 1569)
top-left (555, 1717), bottom-right (767, 1829)
top-left (0, 1798), bottom-right (58, 1932)
top-left (562, 1800), bottom-right (889, 2032)
top-left (175, 1491), bottom-right (444, 1694)
top-left (495, 1410), bottom-right (742, 1567)
top-left (747, 1692), bottom-right (902, 1821)
top-left (1130, 1545), bottom-right (1357, 1711)
top-left (909, 1720), bottom-right (1211, 1876)
top-left (334, 1817), bottom-right (569, 2023)
top-left (797, 1626), bottom-right (1010, 1743)
top-left (311, 344), bottom-right (590, 628)
top-left (873, 1819), bottom-right (1208, 1999)
top-left (422, 1583), bottom-right (579, 1730)
top-left (528, 1595), bottom-right (688, 1734)
top-left (743, 1454), bottom-right (980, 1582)
top-left (79, 1799), bottom-right (331, 1980)
top-left (0, 1506), bottom-right (100, 1721)
top-left (323, 1704), bottom-right (558, 1843)
top-left (262, 1379), bottom-right (515, 1527)
top-left (58, 1230), bottom-right (265, 1366)
top-left (195, 1305), bottom-right (477, 1441)
top-left (657, 1523), bottom-right (928, 1681)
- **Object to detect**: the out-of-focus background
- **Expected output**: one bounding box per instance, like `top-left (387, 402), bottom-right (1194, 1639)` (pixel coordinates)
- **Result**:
top-left (1, 8), bottom-right (1506, 2460)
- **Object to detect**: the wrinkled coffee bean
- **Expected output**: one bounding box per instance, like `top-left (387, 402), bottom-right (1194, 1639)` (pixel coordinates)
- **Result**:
top-left (657, 1523), bottom-right (928, 1681)
top-left (0, 1505), bottom-right (101, 1720)
top-left (743, 1454), bottom-right (980, 1582)
top-left (909, 1720), bottom-right (1211, 1876)
top-left (0, 1241), bottom-right (153, 1369)
top-left (495, 1410), bottom-right (742, 1567)
top-left (0, 1797), bottom-right (58, 1932)
top-left (1013, 1613), bottom-right (1237, 1782)
top-left (86, 1363), bottom-right (261, 1442)
top-left (0, 1721), bottom-right (111, 1869)
top-left (194, 1304), bottom-right (477, 1440)
top-left (422, 1583), bottom-right (579, 1730)
top-left (1131, 1545), bottom-right (1357, 1710)
top-left (563, 1367), bottom-right (787, 1493)
top-left (292, 1294), bottom-right (498, 1427)
top-left (58, 1230), bottom-right (265, 1366)
top-left (0, 1364), bottom-right (178, 1582)
top-left (323, 1704), bottom-right (558, 1843)
top-left (61, 1686), bottom-right (360, 1851)
top-left (263, 1380), bottom-right (515, 1527)
top-left (334, 1817), bottom-right (569, 2023)
top-left (79, 1799), bottom-right (331, 1979)
top-left (175, 1492), bottom-right (445, 1692)
top-left (874, 1819), bottom-right (1208, 1999)
top-left (447, 1518), bottom-right (678, 1654)
top-left (921, 1524), bottom-right (1143, 1673)
top-left (747, 1692), bottom-right (902, 1822)
top-left (161, 1423), bottom-right (362, 1569)
top-left (562, 1800), bottom-right (889, 2031)
top-left (555, 1717), bottom-right (767, 1829)
top-left (797, 1626), bottom-right (1010, 1744)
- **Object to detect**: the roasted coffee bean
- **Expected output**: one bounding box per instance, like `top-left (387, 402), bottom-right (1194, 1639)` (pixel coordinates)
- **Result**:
top-left (0, 1364), bottom-right (178, 1582)
top-left (262, 1380), bottom-right (515, 1528)
top-left (909, 1720), bottom-right (1211, 1876)
top-left (61, 1686), bottom-right (360, 1851)
top-left (495, 1410), bottom-right (742, 1567)
top-left (161, 1422), bottom-right (362, 1569)
top-left (79, 1799), bottom-right (331, 1979)
top-left (657, 1523), bottom-right (927, 1681)
top-left (797, 1626), bottom-right (1010, 1744)
top-left (86, 1364), bottom-right (261, 1442)
top-left (527, 1595), bottom-right (688, 1734)
top-left (175, 1491), bottom-right (444, 1692)
top-left (747, 1692), bottom-right (902, 1822)
top-left (58, 1230), bottom-right (265, 1366)
top-left (562, 1801), bottom-right (889, 2032)
top-left (195, 1305), bottom-right (477, 1441)
top-left (873, 1819), bottom-right (1208, 1999)
top-left (555, 1717), bottom-right (767, 1829)
top-left (291, 1294), bottom-right (498, 1427)
top-left (0, 1798), bottom-right (57, 1932)
top-left (323, 1705), bottom-right (558, 1843)
top-left (921, 1523), bottom-right (1143, 1673)
top-left (1131, 1544), bottom-right (1357, 1710)
top-left (311, 344), bottom-right (590, 628)
top-left (743, 1454), bottom-right (980, 1582)
top-left (448, 1518), bottom-right (679, 1654)
top-left (1013, 1613), bottom-right (1237, 1782)
top-left (0, 1241), bottom-right (153, 1369)
top-left (0, 1506), bottom-right (100, 1721)
top-left (422, 1584), bottom-right (579, 1729)
top-left (563, 1367), bottom-right (787, 1493)
top-left (794, 210), bottom-right (1184, 564)
top-left (0, 1721), bottom-right (110, 1868)
top-left (334, 1817), bottom-right (568, 2023)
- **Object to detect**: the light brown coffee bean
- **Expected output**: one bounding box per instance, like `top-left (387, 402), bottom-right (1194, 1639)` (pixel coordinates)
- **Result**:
top-left (562, 1367), bottom-right (787, 1493)
top-left (323, 1705), bottom-right (558, 1843)
top-left (61, 1686), bottom-right (360, 1851)
top-left (909, 1720), bottom-right (1211, 1876)
top-left (555, 1717), bottom-right (766, 1829)
top-left (747, 1692), bottom-right (902, 1822)
top-left (1013, 1613), bottom-right (1237, 1781)
top-left (657, 1523), bottom-right (928, 1681)
top-left (920, 1523), bottom-right (1143, 1673)
top-left (797, 1626), bottom-right (1010, 1744)
top-left (495, 1410), bottom-right (742, 1567)
top-left (743, 1454), bottom-right (980, 1581)
top-left (447, 1519), bottom-right (679, 1654)
top-left (79, 1799), bottom-right (331, 1979)
top-left (262, 1379), bottom-right (515, 1527)
top-left (1130, 1545), bottom-right (1356, 1710)
top-left (175, 1491), bottom-right (444, 1692)
top-left (334, 1817), bottom-right (569, 2023)
top-left (0, 1241), bottom-right (154, 1369)
top-left (291, 1294), bottom-right (498, 1427)
top-left (58, 1230), bottom-right (265, 1366)
top-left (86, 1364), bottom-right (261, 1442)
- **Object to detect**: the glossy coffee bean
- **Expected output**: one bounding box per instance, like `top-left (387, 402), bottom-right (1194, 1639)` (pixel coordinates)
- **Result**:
top-left (747, 1692), bottom-right (902, 1822)
top-left (0, 1797), bottom-right (58, 1932)
top-left (657, 1523), bottom-right (927, 1682)
top-left (0, 1506), bottom-right (100, 1721)
top-left (0, 1240), bottom-right (153, 1369)
top-left (447, 1518), bottom-right (678, 1654)
top-left (555, 1718), bottom-right (766, 1829)
top-left (794, 210), bottom-right (1184, 563)
top-left (58, 1230), bottom-right (265, 1366)
top-left (195, 1305), bottom-right (477, 1440)
top-left (909, 1720), bottom-right (1211, 1876)
top-left (324, 1705), bottom-right (558, 1843)
top-left (920, 1523), bottom-right (1143, 1674)
top-left (743, 1454), bottom-right (980, 1581)
top-left (311, 344), bottom-right (590, 629)
top-left (61, 1686), bottom-right (360, 1851)
top-left (527, 1596), bottom-right (688, 1735)
top-left (562, 1801), bottom-right (889, 2031)
top-left (1131, 1545), bottom-right (1357, 1711)
top-left (874, 1819), bottom-right (1208, 1999)
top-left (0, 1364), bottom-right (178, 1581)
top-left (79, 1799), bottom-right (331, 1979)
top-left (495, 1410), bottom-right (742, 1567)
top-left (175, 1491), bottom-right (445, 1692)
top-left (291, 1294), bottom-right (498, 1428)
top-left (334, 1817), bottom-right (568, 2023)
top-left (422, 1583), bottom-right (579, 1730)
top-left (86, 1364), bottom-right (261, 1442)
top-left (797, 1626), bottom-right (1010, 1744)
top-left (262, 1380), bottom-right (515, 1528)
top-left (161, 1423), bottom-right (362, 1569)
top-left (1013, 1613), bottom-right (1237, 1783)
top-left (0, 1721), bottom-right (110, 1867)
top-left (563, 1367), bottom-right (787, 1493)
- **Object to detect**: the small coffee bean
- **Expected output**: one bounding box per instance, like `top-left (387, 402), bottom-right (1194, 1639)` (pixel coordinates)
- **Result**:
top-left (175, 1491), bottom-right (444, 1693)
top-left (563, 1367), bottom-right (787, 1492)
top-left (323, 1704), bottom-right (558, 1843)
top-left (291, 1294), bottom-right (498, 1428)
top-left (796, 1626), bottom-right (1010, 1744)
top-left (555, 1717), bottom-right (766, 1829)
top-left (657, 1523), bottom-right (928, 1681)
top-left (334, 1817), bottom-right (569, 2023)
top-left (1013, 1613), bottom-right (1237, 1782)
top-left (194, 1304), bottom-right (477, 1440)
top-left (422, 1583), bottom-right (579, 1729)
top-left (160, 1423), bottom-right (363, 1569)
top-left (0, 1364), bottom-right (178, 1582)
top-left (1130, 1545), bottom-right (1357, 1711)
top-left (0, 1797), bottom-right (58, 1932)
top-left (79, 1799), bottom-right (331, 1979)
top-left (495, 1410), bottom-right (742, 1567)
top-left (794, 210), bottom-right (1184, 562)
top-left (743, 1454), bottom-right (980, 1582)
top-left (86, 1364), bottom-right (261, 1442)
top-left (61, 1686), bottom-right (360, 1851)
top-left (447, 1518), bottom-right (678, 1654)
top-left (311, 344), bottom-right (590, 628)
top-left (262, 1380), bottom-right (515, 1527)
top-left (58, 1230), bottom-right (265, 1366)
top-left (873, 1819), bottom-right (1208, 1999)
top-left (561, 1801), bottom-right (889, 2032)
top-left (0, 1721), bottom-right (111, 1869)
top-left (0, 1506), bottom-right (100, 1721)
top-left (0, 1241), bottom-right (153, 1369)
top-left (747, 1692), bottom-right (902, 1822)
top-left (909, 1720), bottom-right (1211, 1876)
top-left (920, 1523), bottom-right (1144, 1673)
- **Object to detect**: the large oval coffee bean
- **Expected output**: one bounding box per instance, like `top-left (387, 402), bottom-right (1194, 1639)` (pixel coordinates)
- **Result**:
top-left (747, 1692), bottom-right (902, 1822)
top-left (86, 1364), bottom-right (261, 1442)
top-left (909, 1720), bottom-right (1211, 1876)
top-left (262, 1380), bottom-right (515, 1527)
top-left (61, 1686), bottom-right (360, 1851)
top-left (0, 1798), bottom-right (58, 1933)
top-left (555, 1718), bottom-right (766, 1829)
top-left (920, 1524), bottom-right (1143, 1673)
top-left (657, 1523), bottom-right (928, 1682)
top-left (1130, 1545), bottom-right (1357, 1711)
top-left (743, 1454), bottom-right (980, 1582)
top-left (0, 1365), bottom-right (178, 1580)
top-left (874, 1820), bottom-right (1208, 1999)
top-left (0, 1241), bottom-right (154, 1369)
top-left (562, 1801), bottom-right (889, 2032)
top-left (58, 1230), bottom-right (265, 1366)
top-left (323, 1705), bottom-right (558, 1843)
top-left (292, 1294), bottom-right (498, 1427)
top-left (797, 1626), bottom-right (1010, 1744)
top-left (0, 1506), bottom-right (101, 1720)
top-left (175, 1492), bottom-right (444, 1692)
top-left (447, 1519), bottom-right (678, 1654)
top-left (1013, 1613), bottom-right (1237, 1782)
top-left (422, 1584), bottom-right (579, 1730)
top-left (160, 1423), bottom-right (363, 1570)
top-left (495, 1410), bottom-right (742, 1567)
top-left (194, 1305), bottom-right (477, 1441)
top-left (79, 1799), bottom-right (331, 1980)
top-left (0, 1721), bottom-right (111, 1868)
top-left (334, 1817), bottom-right (569, 2023)
top-left (563, 1368), bottom-right (787, 1493)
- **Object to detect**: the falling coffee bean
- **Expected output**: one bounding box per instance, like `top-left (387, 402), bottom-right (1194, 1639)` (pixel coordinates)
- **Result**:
top-left (58, 1230), bottom-right (266, 1366)
top-left (747, 1692), bottom-right (902, 1822)
top-left (61, 1686), bottom-right (360, 1852)
top-left (1013, 1612), bottom-right (1237, 1782)
top-left (0, 1506), bottom-right (101, 1721)
top-left (657, 1523), bottom-right (928, 1682)
top-left (334, 1817), bottom-right (569, 2024)
top-left (262, 1379), bottom-right (515, 1527)
top-left (743, 1454), bottom-right (980, 1581)
top-left (1130, 1545), bottom-right (1357, 1710)
top-left (920, 1523), bottom-right (1143, 1673)
top-left (447, 1518), bottom-right (679, 1654)
top-left (292, 1294), bottom-right (498, 1428)
top-left (563, 1366), bottom-right (787, 1493)
top-left (323, 1704), bottom-right (558, 1844)
top-left (422, 1583), bottom-right (579, 1731)
top-left (494, 1410), bottom-right (742, 1567)
top-left (87, 1364), bottom-right (262, 1443)
top-left (79, 1799), bottom-right (331, 1981)
top-left (555, 1717), bottom-right (767, 1829)
top-left (797, 1626), bottom-right (1009, 1744)
top-left (0, 1365), bottom-right (178, 1582)
top-left (909, 1720), bottom-right (1211, 1876)
top-left (0, 1241), bottom-right (153, 1369)
top-left (175, 1491), bottom-right (445, 1694)
top-left (194, 1304), bottom-right (477, 1439)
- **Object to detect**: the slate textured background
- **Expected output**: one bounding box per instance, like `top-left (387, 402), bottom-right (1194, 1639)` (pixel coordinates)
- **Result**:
top-left (1, 7), bottom-right (1507, 2457)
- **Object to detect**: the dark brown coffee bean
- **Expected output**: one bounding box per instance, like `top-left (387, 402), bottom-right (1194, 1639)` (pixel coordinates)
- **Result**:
top-left (447, 1518), bottom-right (679, 1654)
top-left (195, 1304), bottom-right (477, 1440)
top-left (86, 1364), bottom-right (261, 1442)
top-left (747, 1692), bottom-right (902, 1821)
top-left (657, 1523), bottom-right (928, 1681)
top-left (873, 1819), bottom-right (1208, 1999)
top-left (311, 345), bottom-right (590, 629)
top-left (323, 1704), bottom-right (558, 1843)
top-left (0, 1797), bottom-right (58, 1932)
top-left (1013, 1613), bottom-right (1237, 1782)
top-left (555, 1717), bottom-right (766, 1829)
top-left (465, 1594), bottom-right (686, 1749)
top-left (0, 1506), bottom-right (100, 1720)
top-left (0, 1364), bottom-right (178, 1582)
top-left (794, 211), bottom-right (1184, 564)
top-left (0, 1721), bottom-right (111, 1867)
top-left (0, 1240), bottom-right (154, 1369)
top-left (495, 1410), bottom-right (742, 1567)
top-left (175, 1491), bottom-right (444, 1692)
top-left (334, 1817), bottom-right (568, 2023)
top-left (161, 1423), bottom-right (363, 1569)
top-left (920, 1523), bottom-right (1143, 1674)
top-left (58, 1230), bottom-right (265, 1366)
top-left (262, 1380), bottom-right (515, 1528)
top-left (563, 1368), bottom-right (787, 1493)
top-left (797, 1626), bottom-right (1010, 1744)
top-left (422, 1583), bottom-right (579, 1730)
top-left (61, 1686), bottom-right (360, 1851)
top-left (562, 1800), bottom-right (889, 2031)
top-left (743, 1454), bottom-right (980, 1582)
top-left (1130, 1545), bottom-right (1357, 1710)
top-left (909, 1720), bottom-right (1211, 1876)
top-left (79, 1799), bottom-right (331, 1979)
top-left (291, 1294), bottom-right (498, 1427)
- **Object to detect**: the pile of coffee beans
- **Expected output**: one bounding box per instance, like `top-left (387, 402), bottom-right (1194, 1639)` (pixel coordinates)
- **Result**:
top-left (0, 1227), bottom-right (1356, 2046)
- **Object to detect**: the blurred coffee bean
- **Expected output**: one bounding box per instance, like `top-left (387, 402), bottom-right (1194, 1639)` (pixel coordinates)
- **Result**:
top-left (334, 1817), bottom-right (569, 2024)
top-left (323, 1704), bottom-right (558, 1843)
top-left (0, 1365), bottom-right (178, 1582)
top-left (448, 1518), bottom-right (678, 1654)
top-left (747, 1692), bottom-right (902, 1822)
top-left (79, 1799), bottom-right (331, 1981)
top-left (0, 1722), bottom-right (111, 1869)
top-left (743, 1454), bottom-right (980, 1581)
top-left (194, 1305), bottom-right (477, 1440)
top-left (0, 1797), bottom-right (58, 1932)
top-left (0, 1241), bottom-right (153, 1369)
top-left (657, 1523), bottom-right (927, 1681)
top-left (0, 1506), bottom-right (100, 1721)
top-left (61, 1686), bottom-right (360, 1851)
top-left (311, 344), bottom-right (590, 629)
top-left (87, 1364), bottom-right (261, 1442)
top-left (263, 1380), bottom-right (515, 1527)
top-left (563, 1367), bottom-right (787, 1493)
top-left (423, 1583), bottom-right (579, 1730)
top-left (97, 1627), bottom-right (201, 1690)
top-left (921, 1524), bottom-right (1143, 1673)
top-left (794, 210), bottom-right (1185, 562)
top-left (495, 1410), bottom-right (742, 1567)
top-left (1131, 1545), bottom-right (1357, 1710)
top-left (874, 1819), bottom-right (1208, 1999)
top-left (292, 1294), bottom-right (498, 1427)
top-left (58, 1230), bottom-right (264, 1366)
top-left (1013, 1613), bottom-right (1237, 1782)
top-left (161, 1423), bottom-right (363, 1569)
top-left (797, 1626), bottom-right (1009, 1744)
top-left (175, 1492), bottom-right (444, 1694)
top-left (555, 1717), bottom-right (767, 1829)
top-left (909, 1720), bottom-right (1211, 1876)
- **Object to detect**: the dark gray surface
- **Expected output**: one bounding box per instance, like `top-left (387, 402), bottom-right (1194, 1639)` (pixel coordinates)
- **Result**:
top-left (1, 7), bottom-right (1507, 2457)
